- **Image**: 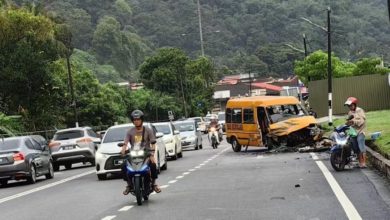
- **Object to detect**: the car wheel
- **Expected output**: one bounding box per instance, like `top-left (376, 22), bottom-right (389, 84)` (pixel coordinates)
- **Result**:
top-left (200, 144), bottom-right (203, 149)
top-left (53, 163), bottom-right (60, 172)
top-left (97, 174), bottom-right (107, 180)
top-left (0, 179), bottom-right (8, 186)
top-left (195, 141), bottom-right (199, 150)
top-left (65, 163), bottom-right (72, 170)
top-left (27, 165), bottom-right (37, 184)
top-left (232, 138), bottom-right (241, 152)
top-left (45, 162), bottom-right (54, 179)
top-left (178, 149), bottom-right (183, 158)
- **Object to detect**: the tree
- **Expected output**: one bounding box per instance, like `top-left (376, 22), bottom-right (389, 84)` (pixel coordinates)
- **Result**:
top-left (353, 58), bottom-right (390, 76)
top-left (0, 8), bottom-right (65, 130)
top-left (294, 50), bottom-right (355, 84)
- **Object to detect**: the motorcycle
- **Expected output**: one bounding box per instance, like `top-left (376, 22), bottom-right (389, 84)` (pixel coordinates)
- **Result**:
top-left (209, 127), bottom-right (219, 149)
top-left (329, 124), bottom-right (358, 171)
top-left (118, 143), bottom-right (152, 205)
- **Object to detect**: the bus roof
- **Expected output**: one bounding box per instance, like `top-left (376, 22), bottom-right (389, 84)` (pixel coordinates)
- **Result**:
top-left (226, 96), bottom-right (299, 108)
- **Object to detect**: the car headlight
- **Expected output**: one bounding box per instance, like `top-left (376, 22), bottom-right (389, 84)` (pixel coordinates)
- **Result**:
top-left (96, 151), bottom-right (108, 159)
top-left (165, 139), bottom-right (174, 144)
top-left (130, 150), bottom-right (144, 157)
top-left (187, 136), bottom-right (196, 142)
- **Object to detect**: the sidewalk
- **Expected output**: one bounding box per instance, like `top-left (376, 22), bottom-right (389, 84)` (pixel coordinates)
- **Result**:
top-left (316, 115), bottom-right (345, 124)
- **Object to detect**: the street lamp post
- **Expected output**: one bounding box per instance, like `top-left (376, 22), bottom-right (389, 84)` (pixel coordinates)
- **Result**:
top-left (197, 0), bottom-right (205, 56)
top-left (301, 7), bottom-right (332, 125)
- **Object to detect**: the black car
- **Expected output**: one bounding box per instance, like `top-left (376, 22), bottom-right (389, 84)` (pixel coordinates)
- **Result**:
top-left (0, 135), bottom-right (54, 186)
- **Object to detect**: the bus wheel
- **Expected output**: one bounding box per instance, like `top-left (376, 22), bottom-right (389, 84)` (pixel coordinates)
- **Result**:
top-left (232, 138), bottom-right (241, 152)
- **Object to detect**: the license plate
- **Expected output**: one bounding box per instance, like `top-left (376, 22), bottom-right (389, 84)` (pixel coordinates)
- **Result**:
top-left (114, 159), bottom-right (124, 165)
top-left (63, 145), bottom-right (74, 150)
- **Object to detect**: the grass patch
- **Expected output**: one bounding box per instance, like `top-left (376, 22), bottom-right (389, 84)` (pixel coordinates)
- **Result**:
top-left (321, 110), bottom-right (390, 156)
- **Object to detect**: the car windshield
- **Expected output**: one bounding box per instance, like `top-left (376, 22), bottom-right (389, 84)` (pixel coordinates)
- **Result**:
top-left (53, 130), bottom-right (84, 140)
top-left (103, 126), bottom-right (133, 143)
top-left (154, 124), bottom-right (171, 135)
top-left (0, 139), bottom-right (21, 151)
top-left (218, 113), bottom-right (225, 121)
top-left (174, 122), bottom-right (195, 132)
top-left (267, 104), bottom-right (308, 123)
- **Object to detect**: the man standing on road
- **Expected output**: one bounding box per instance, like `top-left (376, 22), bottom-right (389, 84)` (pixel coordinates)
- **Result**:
top-left (345, 97), bottom-right (367, 168)
top-left (121, 110), bottom-right (161, 195)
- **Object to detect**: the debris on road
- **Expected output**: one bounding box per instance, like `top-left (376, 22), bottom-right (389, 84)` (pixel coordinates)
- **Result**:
top-left (298, 138), bottom-right (333, 153)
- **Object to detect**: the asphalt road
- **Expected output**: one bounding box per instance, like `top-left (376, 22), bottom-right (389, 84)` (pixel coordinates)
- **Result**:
top-left (1, 135), bottom-right (390, 220)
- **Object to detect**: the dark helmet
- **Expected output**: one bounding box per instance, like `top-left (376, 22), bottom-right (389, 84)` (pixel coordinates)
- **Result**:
top-left (130, 110), bottom-right (144, 122)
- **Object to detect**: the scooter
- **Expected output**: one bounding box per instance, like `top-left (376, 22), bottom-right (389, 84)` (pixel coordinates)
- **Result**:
top-left (329, 124), bottom-right (358, 171)
top-left (118, 143), bottom-right (152, 205)
top-left (209, 127), bottom-right (219, 149)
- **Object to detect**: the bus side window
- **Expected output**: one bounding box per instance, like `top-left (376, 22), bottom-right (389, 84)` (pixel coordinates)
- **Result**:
top-left (226, 108), bottom-right (232, 123)
top-left (243, 109), bottom-right (254, 124)
top-left (232, 109), bottom-right (242, 123)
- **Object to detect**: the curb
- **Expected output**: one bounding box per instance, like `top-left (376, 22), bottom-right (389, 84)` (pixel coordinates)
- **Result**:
top-left (366, 147), bottom-right (390, 179)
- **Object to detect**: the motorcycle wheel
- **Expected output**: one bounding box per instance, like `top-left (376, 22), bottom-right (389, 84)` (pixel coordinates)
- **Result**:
top-left (330, 151), bottom-right (345, 171)
top-left (134, 176), bottom-right (143, 205)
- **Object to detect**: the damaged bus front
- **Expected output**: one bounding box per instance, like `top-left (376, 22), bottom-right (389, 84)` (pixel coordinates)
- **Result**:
top-left (225, 96), bottom-right (322, 152)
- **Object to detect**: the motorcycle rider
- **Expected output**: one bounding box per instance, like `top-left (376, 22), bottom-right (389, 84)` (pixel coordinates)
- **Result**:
top-left (121, 110), bottom-right (161, 195)
top-left (345, 97), bottom-right (367, 168)
top-left (208, 116), bottom-right (221, 144)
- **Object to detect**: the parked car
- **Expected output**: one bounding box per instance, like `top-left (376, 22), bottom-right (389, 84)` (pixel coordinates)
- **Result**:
top-left (153, 122), bottom-right (183, 160)
top-left (49, 127), bottom-right (101, 171)
top-left (0, 135), bottom-right (54, 186)
top-left (189, 117), bottom-right (207, 134)
top-left (218, 112), bottom-right (226, 132)
top-left (95, 123), bottom-right (167, 180)
top-left (173, 120), bottom-right (203, 150)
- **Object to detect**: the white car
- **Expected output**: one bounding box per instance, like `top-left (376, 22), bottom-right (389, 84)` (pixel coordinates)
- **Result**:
top-left (153, 122), bottom-right (183, 160)
top-left (95, 123), bottom-right (167, 180)
top-left (189, 117), bottom-right (207, 134)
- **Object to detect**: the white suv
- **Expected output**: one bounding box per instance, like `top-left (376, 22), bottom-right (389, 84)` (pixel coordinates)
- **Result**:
top-left (153, 122), bottom-right (182, 160)
top-left (49, 127), bottom-right (101, 171)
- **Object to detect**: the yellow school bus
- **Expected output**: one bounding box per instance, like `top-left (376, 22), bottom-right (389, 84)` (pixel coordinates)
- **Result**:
top-left (225, 96), bottom-right (321, 152)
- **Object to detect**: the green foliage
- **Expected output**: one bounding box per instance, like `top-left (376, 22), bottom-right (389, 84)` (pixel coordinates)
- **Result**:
top-left (139, 48), bottom-right (215, 117)
top-left (0, 8), bottom-right (65, 130)
top-left (294, 50), bottom-right (390, 84)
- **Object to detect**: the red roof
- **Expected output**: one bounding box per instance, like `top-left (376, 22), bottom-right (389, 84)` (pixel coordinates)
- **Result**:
top-left (251, 82), bottom-right (283, 92)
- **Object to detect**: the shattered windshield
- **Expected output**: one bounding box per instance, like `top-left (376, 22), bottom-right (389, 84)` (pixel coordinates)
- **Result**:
top-left (266, 104), bottom-right (307, 123)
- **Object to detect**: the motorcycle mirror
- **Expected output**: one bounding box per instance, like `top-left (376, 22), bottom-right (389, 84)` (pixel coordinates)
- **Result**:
top-left (117, 143), bottom-right (124, 147)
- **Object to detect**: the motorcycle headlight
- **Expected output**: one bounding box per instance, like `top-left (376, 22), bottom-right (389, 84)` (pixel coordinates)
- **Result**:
top-left (130, 150), bottom-right (144, 157)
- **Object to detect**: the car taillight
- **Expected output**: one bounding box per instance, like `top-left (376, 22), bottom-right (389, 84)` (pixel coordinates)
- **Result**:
top-left (76, 138), bottom-right (93, 144)
top-left (13, 152), bottom-right (25, 161)
top-left (48, 141), bottom-right (61, 148)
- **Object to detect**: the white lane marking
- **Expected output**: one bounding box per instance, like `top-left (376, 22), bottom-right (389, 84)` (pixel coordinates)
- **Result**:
top-left (310, 153), bottom-right (362, 220)
top-left (183, 172), bottom-right (190, 175)
top-left (189, 169), bottom-right (196, 172)
top-left (118, 206), bottom-right (133, 212)
top-left (151, 192), bottom-right (156, 195)
top-left (0, 170), bottom-right (95, 205)
top-left (160, 185), bottom-right (169, 189)
top-left (176, 176), bottom-right (184, 179)
top-left (200, 163), bottom-right (205, 166)
top-left (168, 180), bottom-right (177, 184)
top-left (195, 166), bottom-right (201, 169)
top-left (102, 215), bottom-right (116, 220)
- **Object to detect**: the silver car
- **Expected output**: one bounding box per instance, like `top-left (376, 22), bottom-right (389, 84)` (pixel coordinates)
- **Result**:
top-left (0, 135), bottom-right (54, 186)
top-left (173, 120), bottom-right (203, 150)
top-left (49, 127), bottom-right (101, 171)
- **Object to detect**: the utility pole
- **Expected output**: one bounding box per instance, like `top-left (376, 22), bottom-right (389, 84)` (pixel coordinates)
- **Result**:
top-left (303, 34), bottom-right (308, 58)
top-left (197, 0), bottom-right (205, 56)
top-left (327, 7), bottom-right (332, 125)
top-left (249, 69), bottom-right (252, 96)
